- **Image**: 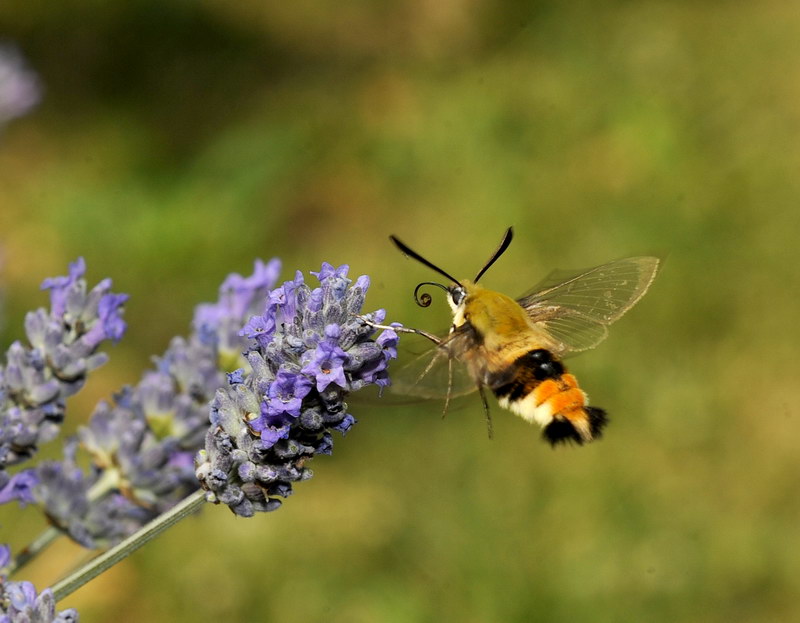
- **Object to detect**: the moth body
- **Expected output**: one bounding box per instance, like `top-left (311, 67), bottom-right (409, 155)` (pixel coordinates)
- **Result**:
top-left (379, 227), bottom-right (659, 447)
top-left (447, 281), bottom-right (606, 444)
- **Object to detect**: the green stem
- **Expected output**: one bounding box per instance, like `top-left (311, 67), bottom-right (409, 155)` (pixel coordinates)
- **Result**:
top-left (8, 527), bottom-right (62, 574)
top-left (52, 490), bottom-right (207, 603)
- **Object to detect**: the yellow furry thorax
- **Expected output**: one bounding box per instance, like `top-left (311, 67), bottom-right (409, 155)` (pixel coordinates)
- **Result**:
top-left (454, 281), bottom-right (532, 351)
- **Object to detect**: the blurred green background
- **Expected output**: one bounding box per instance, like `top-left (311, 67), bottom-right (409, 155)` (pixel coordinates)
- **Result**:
top-left (2, 0), bottom-right (799, 621)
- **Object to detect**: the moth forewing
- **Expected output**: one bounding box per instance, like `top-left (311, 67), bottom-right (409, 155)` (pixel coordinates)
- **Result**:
top-left (530, 311), bottom-right (609, 356)
top-left (518, 256), bottom-right (660, 355)
top-left (519, 257), bottom-right (660, 320)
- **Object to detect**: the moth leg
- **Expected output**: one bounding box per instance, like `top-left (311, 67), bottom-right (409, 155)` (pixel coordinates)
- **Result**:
top-left (478, 385), bottom-right (493, 440)
top-left (356, 315), bottom-right (442, 345)
top-left (441, 356), bottom-right (454, 418)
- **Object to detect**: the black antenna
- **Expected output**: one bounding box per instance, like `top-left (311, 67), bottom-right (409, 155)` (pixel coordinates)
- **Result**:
top-left (390, 235), bottom-right (462, 286)
top-left (413, 281), bottom-right (448, 307)
top-left (473, 227), bottom-right (514, 283)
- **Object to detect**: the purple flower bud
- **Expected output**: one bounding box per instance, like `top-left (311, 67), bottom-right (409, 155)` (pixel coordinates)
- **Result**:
top-left (310, 262), bottom-right (348, 282)
top-left (7, 581), bottom-right (37, 611)
top-left (333, 414), bottom-right (357, 435)
top-left (97, 292), bottom-right (129, 343)
top-left (219, 259), bottom-right (282, 321)
top-left (227, 369), bottom-right (245, 385)
top-left (260, 424), bottom-right (290, 448)
top-left (276, 271), bottom-right (305, 321)
top-left (307, 287), bottom-right (324, 313)
top-left (377, 325), bottom-right (400, 359)
top-left (315, 433), bottom-right (333, 455)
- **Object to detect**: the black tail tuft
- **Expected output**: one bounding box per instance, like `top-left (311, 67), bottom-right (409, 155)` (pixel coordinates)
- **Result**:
top-left (542, 418), bottom-right (583, 446)
top-left (586, 406), bottom-right (608, 439)
top-left (542, 407), bottom-right (609, 447)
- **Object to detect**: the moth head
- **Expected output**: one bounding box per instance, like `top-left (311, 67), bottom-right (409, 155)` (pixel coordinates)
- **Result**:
top-left (390, 227), bottom-right (514, 313)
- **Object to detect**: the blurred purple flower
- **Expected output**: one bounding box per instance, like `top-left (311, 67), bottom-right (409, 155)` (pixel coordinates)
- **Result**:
top-left (32, 259), bottom-right (285, 547)
top-left (40, 257), bottom-right (86, 318)
top-left (0, 43), bottom-right (41, 126)
top-left (0, 469), bottom-right (37, 505)
top-left (0, 258), bottom-right (128, 503)
top-left (194, 259), bottom-right (281, 361)
top-left (0, 544), bottom-right (9, 571)
top-left (0, 580), bottom-right (78, 622)
top-left (32, 439), bottom-right (151, 549)
top-left (0, 537), bottom-right (77, 621)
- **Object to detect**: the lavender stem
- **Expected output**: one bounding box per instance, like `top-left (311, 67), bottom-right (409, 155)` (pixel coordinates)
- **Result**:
top-left (52, 490), bottom-right (206, 602)
top-left (8, 527), bottom-right (61, 575)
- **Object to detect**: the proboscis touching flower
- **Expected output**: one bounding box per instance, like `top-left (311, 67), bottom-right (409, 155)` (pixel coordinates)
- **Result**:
top-left (195, 263), bottom-right (399, 517)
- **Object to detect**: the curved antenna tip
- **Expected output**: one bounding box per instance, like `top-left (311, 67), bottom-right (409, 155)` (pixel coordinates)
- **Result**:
top-left (473, 226), bottom-right (515, 283)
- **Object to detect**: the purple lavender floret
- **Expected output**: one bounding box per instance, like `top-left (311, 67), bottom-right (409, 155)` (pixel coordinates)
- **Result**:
top-left (0, 469), bottom-right (37, 505)
top-left (262, 370), bottom-right (312, 419)
top-left (301, 328), bottom-right (349, 392)
top-left (0, 259), bottom-right (127, 504)
top-left (0, 581), bottom-right (78, 623)
top-left (195, 263), bottom-right (399, 517)
top-left (0, 543), bottom-right (78, 622)
top-left (193, 259), bottom-right (281, 368)
top-left (31, 261), bottom-right (281, 547)
top-left (0, 43), bottom-right (41, 127)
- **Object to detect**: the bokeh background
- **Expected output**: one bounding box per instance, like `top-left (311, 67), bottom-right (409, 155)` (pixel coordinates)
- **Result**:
top-left (2, 1), bottom-right (800, 621)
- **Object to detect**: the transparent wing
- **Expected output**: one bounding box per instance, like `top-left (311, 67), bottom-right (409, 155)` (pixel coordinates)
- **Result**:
top-left (518, 257), bottom-right (660, 355)
top-left (388, 332), bottom-right (478, 399)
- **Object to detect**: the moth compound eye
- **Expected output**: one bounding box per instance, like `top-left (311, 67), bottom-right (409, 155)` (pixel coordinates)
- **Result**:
top-left (450, 287), bottom-right (466, 306)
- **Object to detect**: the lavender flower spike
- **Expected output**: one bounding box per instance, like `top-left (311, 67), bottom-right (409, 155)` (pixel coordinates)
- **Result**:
top-left (0, 259), bottom-right (128, 504)
top-left (32, 260), bottom-right (282, 548)
top-left (196, 264), bottom-right (400, 517)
